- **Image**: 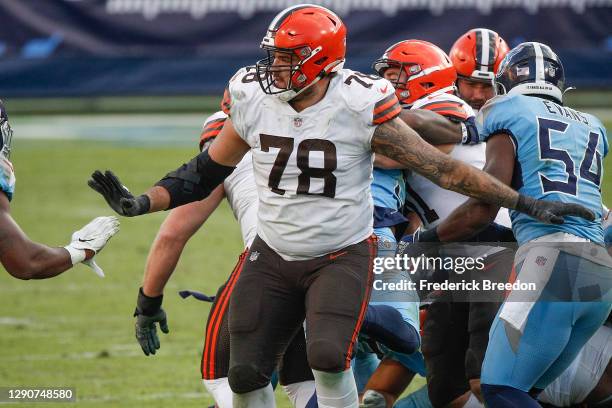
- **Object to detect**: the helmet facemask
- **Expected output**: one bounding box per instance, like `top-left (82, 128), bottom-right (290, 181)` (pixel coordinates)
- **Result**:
top-left (256, 4), bottom-right (346, 103)
top-left (257, 43), bottom-right (325, 102)
top-left (373, 58), bottom-right (455, 107)
top-left (0, 121), bottom-right (12, 160)
top-left (373, 59), bottom-right (414, 103)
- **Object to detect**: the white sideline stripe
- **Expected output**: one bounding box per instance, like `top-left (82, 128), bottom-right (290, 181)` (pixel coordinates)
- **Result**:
top-left (10, 113), bottom-right (205, 144)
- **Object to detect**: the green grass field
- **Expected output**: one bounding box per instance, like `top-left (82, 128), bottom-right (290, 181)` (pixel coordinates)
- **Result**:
top-left (0, 115), bottom-right (610, 407)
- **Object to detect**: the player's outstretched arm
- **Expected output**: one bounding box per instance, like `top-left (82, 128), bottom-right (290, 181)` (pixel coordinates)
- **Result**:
top-left (134, 185), bottom-right (225, 356)
top-left (88, 118), bottom-right (249, 217)
top-left (0, 194), bottom-right (119, 279)
top-left (424, 134), bottom-right (516, 242)
top-left (400, 109), bottom-right (471, 145)
top-left (142, 185), bottom-right (225, 296)
top-left (371, 117), bottom-right (595, 224)
top-left (374, 110), bottom-right (470, 169)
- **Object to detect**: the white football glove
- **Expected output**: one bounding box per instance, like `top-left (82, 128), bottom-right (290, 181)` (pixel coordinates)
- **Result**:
top-left (64, 216), bottom-right (120, 277)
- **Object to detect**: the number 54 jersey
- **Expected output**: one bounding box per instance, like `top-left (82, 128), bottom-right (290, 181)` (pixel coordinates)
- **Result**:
top-left (478, 94), bottom-right (608, 244)
top-left (223, 66), bottom-right (401, 260)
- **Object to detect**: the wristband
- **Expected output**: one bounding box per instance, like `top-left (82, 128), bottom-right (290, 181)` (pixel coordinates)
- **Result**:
top-left (460, 122), bottom-right (469, 144)
top-left (133, 194), bottom-right (151, 215)
top-left (515, 194), bottom-right (534, 213)
top-left (63, 245), bottom-right (86, 265)
top-left (417, 227), bottom-right (441, 243)
top-left (135, 287), bottom-right (163, 316)
top-left (461, 117), bottom-right (479, 145)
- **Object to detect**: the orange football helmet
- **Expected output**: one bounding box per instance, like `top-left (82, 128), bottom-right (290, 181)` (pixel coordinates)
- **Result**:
top-left (256, 4), bottom-right (346, 101)
top-left (372, 40), bottom-right (456, 106)
top-left (449, 28), bottom-right (509, 82)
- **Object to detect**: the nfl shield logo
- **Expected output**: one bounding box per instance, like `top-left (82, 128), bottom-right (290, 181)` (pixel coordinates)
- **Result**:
top-left (535, 256), bottom-right (547, 266)
top-left (516, 66), bottom-right (530, 76)
top-left (249, 251), bottom-right (260, 262)
top-left (293, 117), bottom-right (303, 127)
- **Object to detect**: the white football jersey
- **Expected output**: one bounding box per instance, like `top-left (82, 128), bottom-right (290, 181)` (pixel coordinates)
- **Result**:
top-left (405, 91), bottom-right (511, 230)
top-left (224, 152), bottom-right (258, 248)
top-left (225, 66), bottom-right (400, 260)
top-left (201, 111), bottom-right (258, 247)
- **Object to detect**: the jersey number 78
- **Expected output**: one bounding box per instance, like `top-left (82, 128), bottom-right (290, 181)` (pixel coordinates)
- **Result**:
top-left (260, 134), bottom-right (337, 198)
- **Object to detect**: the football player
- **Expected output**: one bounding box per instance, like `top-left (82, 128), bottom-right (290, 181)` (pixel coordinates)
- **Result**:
top-left (449, 28), bottom-right (509, 112)
top-left (137, 108), bottom-right (463, 408)
top-left (88, 6), bottom-right (593, 407)
top-left (134, 111), bottom-right (316, 408)
top-left (413, 42), bottom-right (610, 407)
top-left (367, 39), bottom-right (515, 408)
top-left (0, 100), bottom-right (119, 280)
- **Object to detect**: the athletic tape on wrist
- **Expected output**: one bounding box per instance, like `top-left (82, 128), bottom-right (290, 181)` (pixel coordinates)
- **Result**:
top-left (64, 245), bottom-right (86, 265)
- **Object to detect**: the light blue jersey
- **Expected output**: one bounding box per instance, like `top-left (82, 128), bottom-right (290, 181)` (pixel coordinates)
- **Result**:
top-left (372, 168), bottom-right (407, 229)
top-left (372, 168), bottom-right (405, 210)
top-left (477, 94), bottom-right (607, 244)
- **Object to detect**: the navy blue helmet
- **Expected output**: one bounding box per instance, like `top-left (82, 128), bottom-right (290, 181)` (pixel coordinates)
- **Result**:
top-left (495, 42), bottom-right (565, 104)
top-left (0, 99), bottom-right (12, 159)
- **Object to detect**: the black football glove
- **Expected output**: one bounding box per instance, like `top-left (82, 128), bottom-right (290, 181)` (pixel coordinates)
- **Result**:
top-left (134, 288), bottom-right (169, 356)
top-left (516, 194), bottom-right (595, 225)
top-left (88, 170), bottom-right (150, 217)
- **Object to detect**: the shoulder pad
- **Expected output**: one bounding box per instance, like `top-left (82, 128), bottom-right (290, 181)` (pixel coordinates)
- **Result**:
top-left (223, 66), bottom-right (262, 115)
top-left (476, 94), bottom-right (519, 142)
top-left (477, 94), bottom-right (516, 122)
top-left (336, 69), bottom-right (396, 112)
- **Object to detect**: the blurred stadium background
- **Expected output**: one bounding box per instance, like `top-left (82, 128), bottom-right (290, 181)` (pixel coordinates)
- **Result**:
top-left (0, 1), bottom-right (610, 406)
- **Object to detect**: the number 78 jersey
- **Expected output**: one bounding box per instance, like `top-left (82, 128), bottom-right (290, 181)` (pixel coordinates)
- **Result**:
top-left (477, 94), bottom-right (608, 244)
top-left (223, 66), bottom-right (401, 260)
